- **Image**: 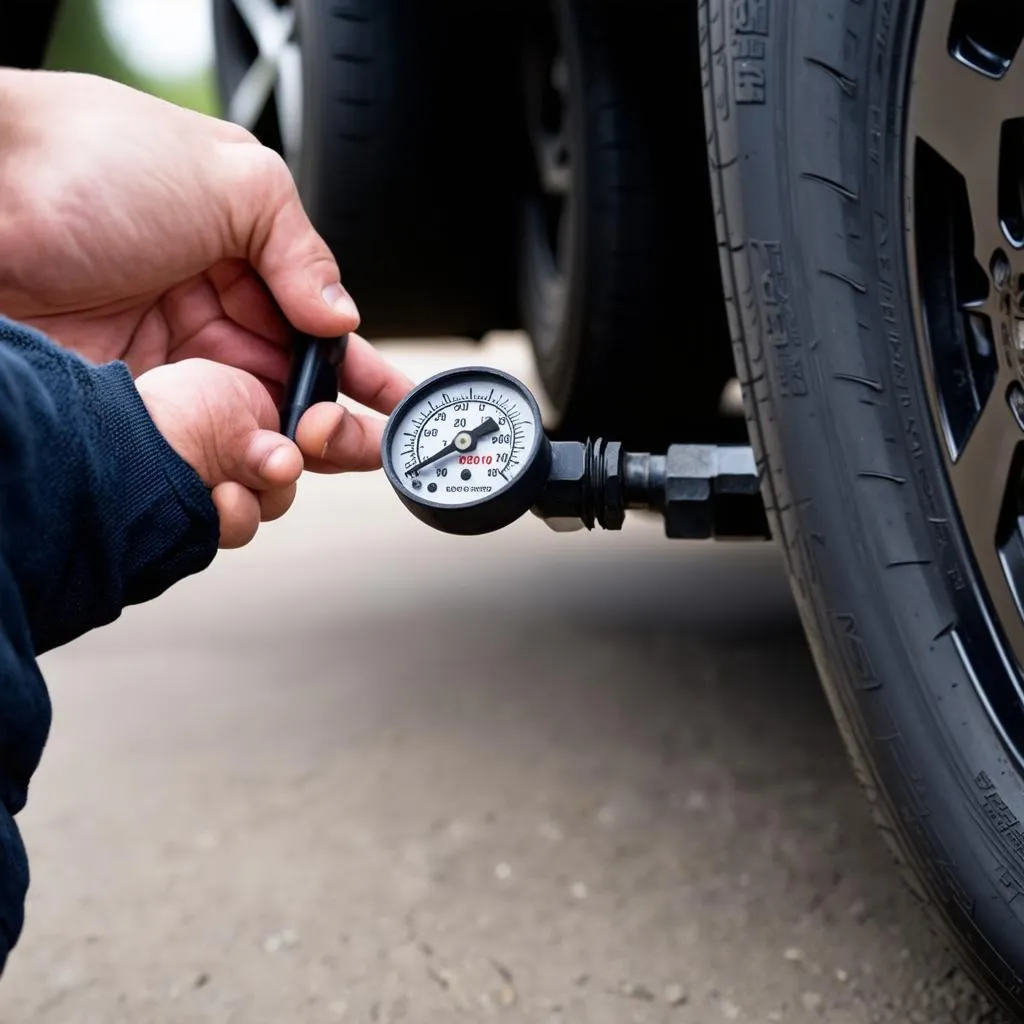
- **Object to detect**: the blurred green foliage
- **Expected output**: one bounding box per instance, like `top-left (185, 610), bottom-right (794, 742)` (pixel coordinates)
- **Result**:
top-left (45, 0), bottom-right (218, 114)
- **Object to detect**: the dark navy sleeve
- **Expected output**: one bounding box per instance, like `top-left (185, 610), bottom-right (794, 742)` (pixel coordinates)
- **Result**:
top-left (0, 319), bottom-right (220, 651)
top-left (0, 318), bottom-right (219, 973)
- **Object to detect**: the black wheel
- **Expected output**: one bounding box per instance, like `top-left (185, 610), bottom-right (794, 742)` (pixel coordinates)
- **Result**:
top-left (703, 0), bottom-right (1024, 1010)
top-left (518, 0), bottom-right (739, 449)
top-left (212, 0), bottom-right (524, 340)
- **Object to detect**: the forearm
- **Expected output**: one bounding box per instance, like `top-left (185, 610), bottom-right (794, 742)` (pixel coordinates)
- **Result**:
top-left (0, 318), bottom-right (219, 652)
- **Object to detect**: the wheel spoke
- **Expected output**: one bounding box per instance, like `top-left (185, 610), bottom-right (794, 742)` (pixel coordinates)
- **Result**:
top-left (537, 134), bottom-right (570, 195)
top-left (965, 144), bottom-right (1004, 274)
top-left (974, 508), bottom-right (1024, 678)
top-left (910, 4), bottom-right (1021, 264)
top-left (952, 360), bottom-right (1015, 524)
top-left (950, 362), bottom-right (1024, 659)
top-left (228, 54), bottom-right (279, 129)
top-left (225, 1), bottom-right (296, 132)
top-left (230, 0), bottom-right (292, 54)
top-left (276, 40), bottom-right (303, 166)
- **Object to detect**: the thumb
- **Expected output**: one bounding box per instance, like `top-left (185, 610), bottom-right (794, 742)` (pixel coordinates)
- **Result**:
top-left (225, 428), bottom-right (304, 492)
top-left (137, 360), bottom-right (304, 490)
top-left (208, 364), bottom-right (305, 490)
top-left (222, 144), bottom-right (361, 337)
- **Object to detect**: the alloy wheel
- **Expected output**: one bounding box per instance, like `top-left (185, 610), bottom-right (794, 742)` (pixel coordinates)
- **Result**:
top-left (215, 0), bottom-right (302, 169)
top-left (907, 0), bottom-right (1024, 760)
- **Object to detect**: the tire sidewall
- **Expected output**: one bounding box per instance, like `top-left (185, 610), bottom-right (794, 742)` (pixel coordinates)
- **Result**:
top-left (518, 0), bottom-right (588, 421)
top-left (705, 0), bottom-right (1024, 1003)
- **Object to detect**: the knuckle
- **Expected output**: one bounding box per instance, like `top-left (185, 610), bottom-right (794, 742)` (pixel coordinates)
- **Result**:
top-left (225, 144), bottom-right (302, 260)
top-left (222, 143), bottom-right (294, 209)
top-left (220, 121), bottom-right (260, 146)
top-left (250, 145), bottom-right (295, 197)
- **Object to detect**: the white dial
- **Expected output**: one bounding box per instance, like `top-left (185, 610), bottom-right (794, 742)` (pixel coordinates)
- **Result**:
top-left (387, 374), bottom-right (539, 506)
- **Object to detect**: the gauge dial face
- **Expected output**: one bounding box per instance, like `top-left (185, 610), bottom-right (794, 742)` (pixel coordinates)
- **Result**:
top-left (385, 371), bottom-right (541, 508)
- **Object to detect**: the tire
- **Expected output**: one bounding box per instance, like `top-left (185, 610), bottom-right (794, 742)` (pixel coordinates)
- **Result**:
top-left (0, 0), bottom-right (60, 68)
top-left (213, 0), bottom-right (524, 340)
top-left (519, 0), bottom-right (740, 449)
top-left (701, 0), bottom-right (1024, 1012)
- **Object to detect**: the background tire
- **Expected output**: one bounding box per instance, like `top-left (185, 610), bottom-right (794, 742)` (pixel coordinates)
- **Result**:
top-left (214, 0), bottom-right (525, 340)
top-left (519, 0), bottom-right (739, 449)
top-left (213, 0), bottom-right (291, 158)
top-left (0, 0), bottom-right (60, 68)
top-left (702, 0), bottom-right (1024, 1012)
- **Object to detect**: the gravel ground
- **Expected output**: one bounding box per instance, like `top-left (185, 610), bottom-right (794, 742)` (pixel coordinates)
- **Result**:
top-left (0, 335), bottom-right (1007, 1023)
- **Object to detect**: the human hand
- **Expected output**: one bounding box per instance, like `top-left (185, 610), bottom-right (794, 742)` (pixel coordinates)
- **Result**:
top-left (136, 358), bottom-right (398, 548)
top-left (0, 69), bottom-right (412, 457)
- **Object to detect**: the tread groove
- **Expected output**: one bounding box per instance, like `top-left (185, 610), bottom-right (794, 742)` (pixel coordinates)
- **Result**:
top-left (819, 268), bottom-right (868, 294)
top-left (857, 470), bottom-right (908, 484)
top-left (805, 55), bottom-right (859, 95)
top-left (801, 171), bottom-right (860, 201)
top-left (834, 371), bottom-right (884, 391)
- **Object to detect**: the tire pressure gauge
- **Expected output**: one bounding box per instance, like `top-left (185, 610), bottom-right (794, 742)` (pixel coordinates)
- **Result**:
top-left (382, 365), bottom-right (771, 541)
top-left (381, 367), bottom-right (552, 535)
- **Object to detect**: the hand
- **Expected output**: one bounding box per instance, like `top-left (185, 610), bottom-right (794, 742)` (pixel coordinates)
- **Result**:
top-left (136, 358), bottom-right (396, 549)
top-left (0, 69), bottom-right (412, 460)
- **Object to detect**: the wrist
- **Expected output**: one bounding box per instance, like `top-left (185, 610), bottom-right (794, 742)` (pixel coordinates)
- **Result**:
top-left (0, 319), bottom-right (220, 649)
top-left (135, 375), bottom-right (208, 486)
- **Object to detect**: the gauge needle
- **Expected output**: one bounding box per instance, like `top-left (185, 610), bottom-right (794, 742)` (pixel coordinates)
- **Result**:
top-left (405, 417), bottom-right (499, 476)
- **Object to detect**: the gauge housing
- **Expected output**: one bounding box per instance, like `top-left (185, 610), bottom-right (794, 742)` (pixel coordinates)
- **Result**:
top-left (382, 367), bottom-right (552, 535)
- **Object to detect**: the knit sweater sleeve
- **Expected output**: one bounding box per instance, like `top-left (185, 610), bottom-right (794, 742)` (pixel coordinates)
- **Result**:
top-left (0, 318), bottom-right (220, 974)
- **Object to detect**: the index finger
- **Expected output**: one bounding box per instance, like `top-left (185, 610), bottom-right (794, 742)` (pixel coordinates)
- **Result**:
top-left (337, 333), bottom-right (414, 415)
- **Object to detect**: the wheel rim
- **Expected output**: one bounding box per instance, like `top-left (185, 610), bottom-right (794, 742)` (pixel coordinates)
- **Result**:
top-left (907, 0), bottom-right (1024, 758)
top-left (215, 0), bottom-right (303, 169)
top-left (521, 16), bottom-right (574, 362)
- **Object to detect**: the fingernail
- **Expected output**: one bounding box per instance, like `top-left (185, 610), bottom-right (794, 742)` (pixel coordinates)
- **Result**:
top-left (322, 282), bottom-right (360, 320)
top-left (262, 445), bottom-right (296, 478)
top-left (321, 413), bottom-right (347, 460)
